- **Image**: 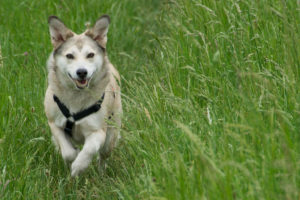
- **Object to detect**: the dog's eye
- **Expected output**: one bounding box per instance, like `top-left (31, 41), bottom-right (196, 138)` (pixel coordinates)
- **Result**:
top-left (87, 53), bottom-right (94, 58)
top-left (66, 54), bottom-right (74, 59)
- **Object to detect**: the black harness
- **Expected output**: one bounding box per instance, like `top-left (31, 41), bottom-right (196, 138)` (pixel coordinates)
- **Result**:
top-left (53, 93), bottom-right (105, 137)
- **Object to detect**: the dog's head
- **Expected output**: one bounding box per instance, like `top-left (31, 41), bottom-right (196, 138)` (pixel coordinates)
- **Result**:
top-left (48, 15), bottom-right (110, 89)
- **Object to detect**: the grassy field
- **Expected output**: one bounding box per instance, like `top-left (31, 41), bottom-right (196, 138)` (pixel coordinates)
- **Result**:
top-left (0, 0), bottom-right (300, 199)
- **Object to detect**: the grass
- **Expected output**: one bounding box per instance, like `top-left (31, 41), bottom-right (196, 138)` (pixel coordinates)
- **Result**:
top-left (0, 0), bottom-right (299, 199)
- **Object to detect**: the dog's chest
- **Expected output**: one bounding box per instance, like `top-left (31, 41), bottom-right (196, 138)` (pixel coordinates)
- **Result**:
top-left (54, 108), bottom-right (105, 141)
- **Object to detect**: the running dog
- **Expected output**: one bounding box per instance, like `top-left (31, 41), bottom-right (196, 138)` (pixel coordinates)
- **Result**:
top-left (44, 15), bottom-right (122, 177)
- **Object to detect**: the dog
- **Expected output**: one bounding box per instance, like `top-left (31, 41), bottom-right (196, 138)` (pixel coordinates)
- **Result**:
top-left (44, 15), bottom-right (122, 177)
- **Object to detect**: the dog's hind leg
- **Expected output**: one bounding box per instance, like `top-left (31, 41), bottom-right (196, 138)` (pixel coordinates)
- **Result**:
top-left (100, 127), bottom-right (120, 157)
top-left (98, 127), bottom-right (119, 172)
top-left (98, 114), bottom-right (121, 173)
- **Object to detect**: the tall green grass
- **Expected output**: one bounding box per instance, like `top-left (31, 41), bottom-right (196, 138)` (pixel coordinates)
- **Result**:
top-left (0, 0), bottom-right (299, 199)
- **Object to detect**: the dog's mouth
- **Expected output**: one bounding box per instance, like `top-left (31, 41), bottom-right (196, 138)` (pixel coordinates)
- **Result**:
top-left (75, 79), bottom-right (89, 89)
top-left (68, 73), bottom-right (90, 89)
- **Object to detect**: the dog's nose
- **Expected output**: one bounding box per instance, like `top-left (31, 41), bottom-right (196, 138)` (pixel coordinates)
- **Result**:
top-left (76, 68), bottom-right (88, 79)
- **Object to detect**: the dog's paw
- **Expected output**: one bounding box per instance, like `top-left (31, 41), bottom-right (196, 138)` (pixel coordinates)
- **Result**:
top-left (62, 148), bottom-right (78, 163)
top-left (71, 158), bottom-right (89, 177)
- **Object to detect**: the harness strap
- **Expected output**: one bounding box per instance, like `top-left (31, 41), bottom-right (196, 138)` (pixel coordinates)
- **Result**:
top-left (73, 94), bottom-right (105, 121)
top-left (53, 93), bottom-right (105, 137)
top-left (65, 119), bottom-right (74, 136)
top-left (53, 95), bottom-right (71, 118)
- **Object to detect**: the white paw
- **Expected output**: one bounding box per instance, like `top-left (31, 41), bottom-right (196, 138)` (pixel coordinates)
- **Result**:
top-left (71, 158), bottom-right (89, 177)
top-left (62, 148), bottom-right (78, 163)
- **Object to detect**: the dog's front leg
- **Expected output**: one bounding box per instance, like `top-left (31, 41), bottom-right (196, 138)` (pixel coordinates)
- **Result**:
top-left (71, 129), bottom-right (106, 177)
top-left (49, 122), bottom-right (78, 163)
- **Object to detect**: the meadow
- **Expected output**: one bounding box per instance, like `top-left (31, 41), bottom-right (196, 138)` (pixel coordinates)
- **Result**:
top-left (0, 0), bottom-right (299, 199)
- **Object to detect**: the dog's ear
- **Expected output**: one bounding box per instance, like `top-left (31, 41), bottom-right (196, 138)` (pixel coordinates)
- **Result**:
top-left (85, 15), bottom-right (110, 49)
top-left (48, 16), bottom-right (74, 49)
